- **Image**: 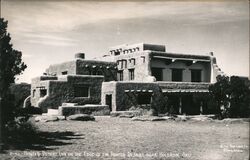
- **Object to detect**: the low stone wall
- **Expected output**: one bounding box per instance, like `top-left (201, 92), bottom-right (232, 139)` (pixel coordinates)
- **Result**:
top-left (110, 111), bottom-right (142, 117)
top-left (58, 104), bottom-right (110, 116)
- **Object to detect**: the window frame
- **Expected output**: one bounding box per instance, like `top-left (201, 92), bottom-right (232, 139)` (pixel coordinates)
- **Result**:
top-left (151, 67), bottom-right (163, 81)
top-left (117, 70), bottom-right (124, 81)
top-left (129, 69), bottom-right (135, 80)
top-left (171, 68), bottom-right (183, 82)
top-left (190, 69), bottom-right (202, 82)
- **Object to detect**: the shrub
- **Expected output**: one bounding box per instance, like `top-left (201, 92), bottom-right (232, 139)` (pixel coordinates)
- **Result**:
top-left (5, 116), bottom-right (38, 147)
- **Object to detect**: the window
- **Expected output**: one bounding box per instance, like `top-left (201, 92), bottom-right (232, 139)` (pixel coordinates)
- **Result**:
top-left (172, 69), bottom-right (183, 82)
top-left (191, 69), bottom-right (202, 82)
top-left (32, 89), bottom-right (36, 97)
top-left (151, 68), bottom-right (163, 81)
top-left (120, 60), bottom-right (127, 69)
top-left (141, 56), bottom-right (146, 63)
top-left (137, 93), bottom-right (152, 105)
top-left (114, 51), bottom-right (120, 56)
top-left (74, 85), bottom-right (89, 97)
top-left (62, 71), bottom-right (68, 75)
top-left (129, 69), bottom-right (135, 80)
top-left (130, 59), bottom-right (136, 65)
top-left (40, 89), bottom-right (47, 97)
top-left (121, 61), bottom-right (124, 68)
top-left (117, 70), bottom-right (123, 81)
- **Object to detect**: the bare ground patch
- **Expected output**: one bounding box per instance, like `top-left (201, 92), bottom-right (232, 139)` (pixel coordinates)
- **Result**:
top-left (1, 117), bottom-right (249, 160)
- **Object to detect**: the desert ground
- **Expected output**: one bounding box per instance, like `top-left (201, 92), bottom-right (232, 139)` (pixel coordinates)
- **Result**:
top-left (0, 116), bottom-right (249, 160)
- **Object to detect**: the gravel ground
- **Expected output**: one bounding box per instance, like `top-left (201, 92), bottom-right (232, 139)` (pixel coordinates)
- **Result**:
top-left (1, 116), bottom-right (249, 160)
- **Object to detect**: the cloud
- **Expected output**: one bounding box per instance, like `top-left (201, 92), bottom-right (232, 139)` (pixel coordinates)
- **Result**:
top-left (26, 39), bottom-right (77, 46)
top-left (3, 1), bottom-right (248, 34)
top-left (22, 32), bottom-right (78, 46)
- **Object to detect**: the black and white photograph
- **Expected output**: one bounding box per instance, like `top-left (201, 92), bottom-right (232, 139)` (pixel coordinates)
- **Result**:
top-left (0, 0), bottom-right (249, 159)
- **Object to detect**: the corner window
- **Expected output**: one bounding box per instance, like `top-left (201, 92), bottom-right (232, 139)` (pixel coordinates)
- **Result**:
top-left (191, 69), bottom-right (202, 82)
top-left (74, 85), bottom-right (89, 97)
top-left (129, 69), bottom-right (135, 80)
top-left (172, 69), bottom-right (183, 82)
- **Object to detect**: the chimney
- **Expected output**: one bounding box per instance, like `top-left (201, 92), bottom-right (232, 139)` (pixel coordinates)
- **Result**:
top-left (75, 53), bottom-right (85, 59)
top-left (209, 52), bottom-right (214, 56)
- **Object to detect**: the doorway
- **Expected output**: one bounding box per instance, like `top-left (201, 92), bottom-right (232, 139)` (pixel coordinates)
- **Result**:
top-left (105, 94), bottom-right (112, 111)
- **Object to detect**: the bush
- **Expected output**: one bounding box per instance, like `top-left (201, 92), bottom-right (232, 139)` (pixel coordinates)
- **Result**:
top-left (14, 107), bottom-right (42, 117)
top-left (5, 116), bottom-right (38, 147)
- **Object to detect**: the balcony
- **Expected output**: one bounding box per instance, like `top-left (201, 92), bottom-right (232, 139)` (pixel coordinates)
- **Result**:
top-left (156, 81), bottom-right (210, 93)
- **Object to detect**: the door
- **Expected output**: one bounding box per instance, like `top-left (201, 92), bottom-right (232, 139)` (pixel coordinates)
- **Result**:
top-left (105, 94), bottom-right (112, 111)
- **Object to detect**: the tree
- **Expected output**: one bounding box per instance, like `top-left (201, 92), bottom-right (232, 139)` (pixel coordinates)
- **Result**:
top-left (209, 75), bottom-right (250, 118)
top-left (227, 76), bottom-right (250, 117)
top-left (209, 75), bottom-right (230, 118)
top-left (0, 18), bottom-right (27, 149)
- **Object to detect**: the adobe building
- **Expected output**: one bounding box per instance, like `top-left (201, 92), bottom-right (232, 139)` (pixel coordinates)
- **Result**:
top-left (30, 43), bottom-right (224, 115)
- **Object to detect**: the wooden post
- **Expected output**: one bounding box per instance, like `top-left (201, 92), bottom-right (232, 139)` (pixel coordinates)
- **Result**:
top-left (179, 96), bottom-right (182, 114)
top-left (200, 101), bottom-right (203, 115)
top-left (150, 94), bottom-right (153, 104)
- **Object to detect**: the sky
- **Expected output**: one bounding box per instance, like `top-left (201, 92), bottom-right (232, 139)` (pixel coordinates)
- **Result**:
top-left (1, 0), bottom-right (249, 83)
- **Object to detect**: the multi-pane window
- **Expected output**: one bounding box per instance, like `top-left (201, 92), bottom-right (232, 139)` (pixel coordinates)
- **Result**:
top-left (191, 69), bottom-right (202, 82)
top-left (172, 69), bottom-right (183, 82)
top-left (129, 69), bottom-right (135, 80)
top-left (74, 85), bottom-right (89, 97)
top-left (117, 70), bottom-right (123, 81)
